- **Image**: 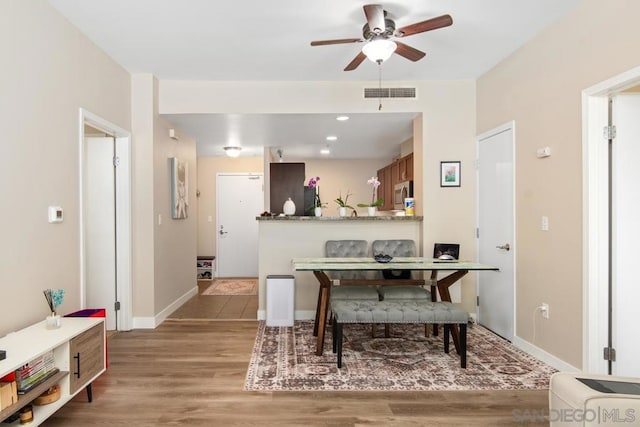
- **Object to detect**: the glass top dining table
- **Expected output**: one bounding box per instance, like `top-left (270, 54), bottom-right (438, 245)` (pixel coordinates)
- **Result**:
top-left (291, 257), bottom-right (499, 355)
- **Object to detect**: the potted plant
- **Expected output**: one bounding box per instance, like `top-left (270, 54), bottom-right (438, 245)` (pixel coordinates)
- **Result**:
top-left (306, 176), bottom-right (326, 216)
top-left (334, 191), bottom-right (354, 217)
top-left (357, 177), bottom-right (384, 216)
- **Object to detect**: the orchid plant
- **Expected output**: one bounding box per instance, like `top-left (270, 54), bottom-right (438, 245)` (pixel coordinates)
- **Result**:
top-left (307, 176), bottom-right (326, 209)
top-left (334, 190), bottom-right (354, 210)
top-left (357, 176), bottom-right (384, 208)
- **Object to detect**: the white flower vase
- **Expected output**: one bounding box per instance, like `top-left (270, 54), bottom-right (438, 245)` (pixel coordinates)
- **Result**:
top-left (338, 207), bottom-right (347, 217)
top-left (314, 207), bottom-right (322, 217)
top-left (283, 197), bottom-right (296, 216)
top-left (46, 313), bottom-right (61, 329)
top-left (367, 206), bottom-right (377, 217)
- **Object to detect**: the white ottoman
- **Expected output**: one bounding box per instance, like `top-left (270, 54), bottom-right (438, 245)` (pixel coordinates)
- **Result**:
top-left (549, 372), bottom-right (640, 426)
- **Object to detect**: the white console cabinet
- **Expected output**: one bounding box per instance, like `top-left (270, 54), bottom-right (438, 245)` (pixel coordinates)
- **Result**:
top-left (0, 317), bottom-right (106, 425)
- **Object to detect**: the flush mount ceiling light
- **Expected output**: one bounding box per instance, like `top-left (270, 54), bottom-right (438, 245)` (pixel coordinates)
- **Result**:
top-left (326, 135), bottom-right (338, 141)
top-left (336, 116), bottom-right (349, 121)
top-left (320, 146), bottom-right (331, 155)
top-left (224, 146), bottom-right (242, 157)
top-left (362, 39), bottom-right (397, 64)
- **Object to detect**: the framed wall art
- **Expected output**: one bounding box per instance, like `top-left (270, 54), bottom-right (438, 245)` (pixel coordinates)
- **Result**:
top-left (440, 161), bottom-right (461, 187)
top-left (171, 157), bottom-right (188, 219)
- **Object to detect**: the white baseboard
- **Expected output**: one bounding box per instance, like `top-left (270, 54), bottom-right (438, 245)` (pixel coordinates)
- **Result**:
top-left (132, 286), bottom-right (198, 329)
top-left (512, 335), bottom-right (580, 373)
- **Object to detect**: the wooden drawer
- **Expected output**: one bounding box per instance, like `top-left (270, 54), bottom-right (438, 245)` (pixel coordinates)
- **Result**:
top-left (69, 323), bottom-right (105, 394)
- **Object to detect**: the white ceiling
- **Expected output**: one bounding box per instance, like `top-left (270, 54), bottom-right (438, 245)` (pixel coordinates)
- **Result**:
top-left (48, 0), bottom-right (578, 159)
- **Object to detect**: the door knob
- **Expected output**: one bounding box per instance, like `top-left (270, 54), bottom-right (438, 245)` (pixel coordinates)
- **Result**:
top-left (219, 226), bottom-right (228, 235)
top-left (496, 243), bottom-right (510, 251)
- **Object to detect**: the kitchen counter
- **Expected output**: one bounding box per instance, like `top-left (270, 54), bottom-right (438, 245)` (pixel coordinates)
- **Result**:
top-left (256, 215), bottom-right (423, 320)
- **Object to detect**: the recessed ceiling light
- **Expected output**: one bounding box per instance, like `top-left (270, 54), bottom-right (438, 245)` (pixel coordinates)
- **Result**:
top-left (320, 147), bottom-right (331, 155)
top-left (336, 116), bottom-right (349, 121)
top-left (326, 135), bottom-right (338, 141)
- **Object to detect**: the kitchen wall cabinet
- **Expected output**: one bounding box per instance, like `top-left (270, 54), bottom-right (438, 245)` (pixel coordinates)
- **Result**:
top-left (376, 164), bottom-right (393, 211)
top-left (376, 153), bottom-right (414, 211)
top-left (398, 153), bottom-right (413, 182)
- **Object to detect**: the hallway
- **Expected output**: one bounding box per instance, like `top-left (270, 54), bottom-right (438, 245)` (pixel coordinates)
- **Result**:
top-left (169, 280), bottom-right (258, 320)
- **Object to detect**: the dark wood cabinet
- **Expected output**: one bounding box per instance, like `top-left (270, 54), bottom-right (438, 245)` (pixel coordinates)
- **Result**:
top-left (269, 162), bottom-right (305, 215)
top-left (399, 153), bottom-right (413, 181)
top-left (376, 153), bottom-right (414, 211)
top-left (391, 161), bottom-right (400, 186)
top-left (376, 164), bottom-right (394, 211)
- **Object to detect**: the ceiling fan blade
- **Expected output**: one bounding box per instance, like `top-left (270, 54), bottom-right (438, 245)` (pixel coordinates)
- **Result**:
top-left (396, 14), bottom-right (453, 37)
top-left (344, 51), bottom-right (367, 71)
top-left (311, 38), bottom-right (362, 46)
top-left (394, 42), bottom-right (426, 62)
top-left (363, 4), bottom-right (385, 34)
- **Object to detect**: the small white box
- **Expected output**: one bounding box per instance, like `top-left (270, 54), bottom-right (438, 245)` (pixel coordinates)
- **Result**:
top-left (266, 275), bottom-right (294, 327)
top-left (48, 206), bottom-right (63, 223)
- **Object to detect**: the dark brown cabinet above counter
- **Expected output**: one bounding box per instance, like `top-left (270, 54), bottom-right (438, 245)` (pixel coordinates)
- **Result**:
top-left (377, 153), bottom-right (413, 211)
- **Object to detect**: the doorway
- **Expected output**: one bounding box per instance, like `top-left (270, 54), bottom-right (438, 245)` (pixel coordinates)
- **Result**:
top-left (583, 66), bottom-right (640, 375)
top-left (476, 122), bottom-right (516, 341)
top-left (216, 173), bottom-right (264, 277)
top-left (80, 109), bottom-right (132, 331)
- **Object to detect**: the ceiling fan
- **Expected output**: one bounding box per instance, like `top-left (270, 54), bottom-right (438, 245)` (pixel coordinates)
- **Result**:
top-left (310, 4), bottom-right (453, 71)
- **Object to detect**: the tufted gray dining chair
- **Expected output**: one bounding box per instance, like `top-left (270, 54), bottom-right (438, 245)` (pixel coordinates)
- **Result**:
top-left (372, 239), bottom-right (430, 337)
top-left (323, 240), bottom-right (380, 337)
top-left (372, 239), bottom-right (430, 301)
top-left (325, 240), bottom-right (380, 300)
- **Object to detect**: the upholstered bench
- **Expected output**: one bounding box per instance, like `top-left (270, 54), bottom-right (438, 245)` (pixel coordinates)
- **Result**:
top-left (331, 299), bottom-right (469, 369)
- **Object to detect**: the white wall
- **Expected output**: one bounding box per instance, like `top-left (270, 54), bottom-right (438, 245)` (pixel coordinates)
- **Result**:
top-left (477, 0), bottom-right (640, 368)
top-left (131, 74), bottom-right (198, 325)
top-left (0, 0), bottom-right (131, 336)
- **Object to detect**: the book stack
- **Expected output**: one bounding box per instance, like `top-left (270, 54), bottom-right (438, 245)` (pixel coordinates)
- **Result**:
top-left (15, 352), bottom-right (59, 394)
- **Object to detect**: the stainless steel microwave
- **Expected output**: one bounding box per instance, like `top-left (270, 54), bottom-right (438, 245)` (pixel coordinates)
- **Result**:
top-left (393, 181), bottom-right (413, 210)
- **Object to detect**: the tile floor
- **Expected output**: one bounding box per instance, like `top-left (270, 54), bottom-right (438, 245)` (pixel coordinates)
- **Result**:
top-left (168, 280), bottom-right (258, 320)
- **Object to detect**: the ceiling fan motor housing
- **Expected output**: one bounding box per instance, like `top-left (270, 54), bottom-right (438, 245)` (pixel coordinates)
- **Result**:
top-left (362, 18), bottom-right (396, 40)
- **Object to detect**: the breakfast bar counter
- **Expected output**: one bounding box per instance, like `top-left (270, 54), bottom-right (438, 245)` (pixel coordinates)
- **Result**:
top-left (256, 215), bottom-right (423, 321)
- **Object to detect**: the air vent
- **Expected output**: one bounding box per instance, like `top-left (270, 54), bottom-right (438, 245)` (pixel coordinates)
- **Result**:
top-left (364, 87), bottom-right (416, 99)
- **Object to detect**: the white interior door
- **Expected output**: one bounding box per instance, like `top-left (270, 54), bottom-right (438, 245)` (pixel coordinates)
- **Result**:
top-left (611, 94), bottom-right (640, 376)
top-left (84, 136), bottom-right (117, 330)
top-left (216, 173), bottom-right (263, 277)
top-left (477, 123), bottom-right (515, 341)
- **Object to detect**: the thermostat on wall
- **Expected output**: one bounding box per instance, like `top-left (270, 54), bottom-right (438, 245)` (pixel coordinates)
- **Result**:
top-left (48, 206), bottom-right (63, 223)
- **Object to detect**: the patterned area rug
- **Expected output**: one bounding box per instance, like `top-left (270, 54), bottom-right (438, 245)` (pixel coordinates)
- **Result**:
top-left (245, 321), bottom-right (556, 391)
top-left (202, 278), bottom-right (257, 296)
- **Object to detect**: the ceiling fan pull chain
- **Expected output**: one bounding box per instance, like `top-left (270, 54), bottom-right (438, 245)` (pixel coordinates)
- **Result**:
top-left (378, 62), bottom-right (383, 111)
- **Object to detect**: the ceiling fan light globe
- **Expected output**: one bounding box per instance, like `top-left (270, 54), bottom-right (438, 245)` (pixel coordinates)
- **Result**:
top-left (362, 39), bottom-right (397, 63)
top-left (224, 146), bottom-right (242, 157)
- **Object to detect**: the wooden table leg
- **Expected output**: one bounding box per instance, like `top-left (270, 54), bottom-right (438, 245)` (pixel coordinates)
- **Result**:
top-left (436, 270), bottom-right (469, 354)
top-left (313, 280), bottom-right (323, 337)
top-left (313, 271), bottom-right (332, 356)
top-left (429, 270), bottom-right (438, 336)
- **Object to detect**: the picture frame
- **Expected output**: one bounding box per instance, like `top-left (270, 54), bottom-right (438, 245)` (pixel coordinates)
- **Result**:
top-left (171, 157), bottom-right (188, 219)
top-left (440, 161), bottom-right (461, 187)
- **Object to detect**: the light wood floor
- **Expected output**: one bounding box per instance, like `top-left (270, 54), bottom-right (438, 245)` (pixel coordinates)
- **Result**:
top-left (43, 318), bottom-right (550, 426)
